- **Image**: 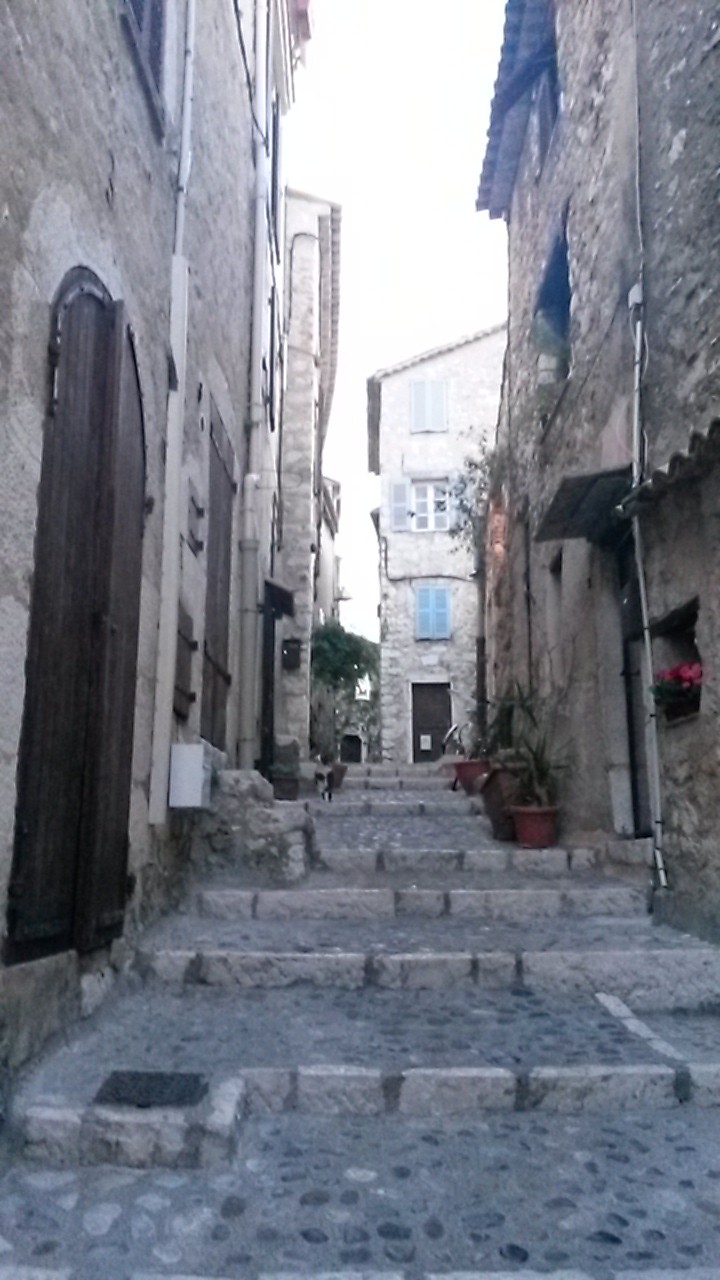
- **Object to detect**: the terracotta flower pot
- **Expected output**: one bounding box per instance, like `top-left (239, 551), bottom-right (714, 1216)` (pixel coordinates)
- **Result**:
top-left (332, 763), bottom-right (348, 789)
top-left (454, 758), bottom-right (491, 795)
top-left (510, 805), bottom-right (559, 849)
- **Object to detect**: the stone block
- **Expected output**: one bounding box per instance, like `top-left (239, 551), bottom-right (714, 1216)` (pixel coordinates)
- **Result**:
top-left (297, 1065), bottom-right (384, 1115)
top-left (198, 890), bottom-right (255, 920)
top-left (318, 848), bottom-right (378, 875)
top-left (197, 950), bottom-right (366, 989)
top-left (509, 847), bottom-right (568, 876)
top-left (400, 1067), bottom-right (516, 1115)
top-left (384, 849), bottom-right (463, 874)
top-left (464, 849), bottom-right (509, 874)
top-left (395, 889), bottom-right (446, 917)
top-left (525, 1064), bottom-right (677, 1111)
top-left (372, 953), bottom-right (474, 989)
top-left (255, 888), bottom-right (394, 921)
top-left (242, 1068), bottom-right (294, 1115)
top-left (21, 1104), bottom-right (82, 1163)
top-left (450, 889), bottom-right (562, 921)
top-left (689, 1063), bottom-right (720, 1107)
top-left (561, 886), bottom-right (643, 916)
top-left (139, 949), bottom-right (195, 984)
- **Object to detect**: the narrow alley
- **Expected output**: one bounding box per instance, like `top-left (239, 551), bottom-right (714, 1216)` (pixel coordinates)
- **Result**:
top-left (2, 765), bottom-right (720, 1276)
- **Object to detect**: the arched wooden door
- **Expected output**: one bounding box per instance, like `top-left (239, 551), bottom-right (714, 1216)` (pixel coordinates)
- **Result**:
top-left (6, 273), bottom-right (145, 961)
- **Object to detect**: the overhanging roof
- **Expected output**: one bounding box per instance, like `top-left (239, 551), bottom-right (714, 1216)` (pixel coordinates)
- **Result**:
top-left (536, 468), bottom-right (632, 543)
top-left (622, 418), bottom-right (720, 513)
top-left (477, 0), bottom-right (556, 219)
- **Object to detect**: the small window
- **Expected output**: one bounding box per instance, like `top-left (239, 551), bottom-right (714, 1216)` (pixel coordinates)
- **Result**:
top-left (533, 227), bottom-right (571, 413)
top-left (412, 481), bottom-right (449, 532)
top-left (410, 380), bottom-right (448, 433)
top-left (416, 585), bottom-right (452, 640)
top-left (120, 0), bottom-right (166, 132)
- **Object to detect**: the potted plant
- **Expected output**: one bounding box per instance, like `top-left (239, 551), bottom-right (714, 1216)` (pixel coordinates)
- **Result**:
top-left (651, 661), bottom-right (702, 722)
top-left (509, 731), bottom-right (560, 848)
top-left (270, 762), bottom-right (300, 801)
top-left (453, 725), bottom-right (492, 794)
top-left (475, 688), bottom-right (530, 837)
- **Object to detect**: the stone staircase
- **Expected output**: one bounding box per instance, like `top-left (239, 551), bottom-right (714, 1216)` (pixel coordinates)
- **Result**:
top-left (9, 764), bottom-right (720, 1176)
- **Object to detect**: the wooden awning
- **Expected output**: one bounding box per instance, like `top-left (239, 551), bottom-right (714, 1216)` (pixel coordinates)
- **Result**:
top-left (535, 467), bottom-right (632, 543)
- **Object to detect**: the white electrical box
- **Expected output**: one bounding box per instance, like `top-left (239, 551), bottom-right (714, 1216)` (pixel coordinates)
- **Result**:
top-left (168, 742), bottom-right (213, 809)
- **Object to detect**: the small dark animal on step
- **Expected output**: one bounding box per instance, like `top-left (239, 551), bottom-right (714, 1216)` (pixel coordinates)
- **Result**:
top-left (314, 755), bottom-right (335, 801)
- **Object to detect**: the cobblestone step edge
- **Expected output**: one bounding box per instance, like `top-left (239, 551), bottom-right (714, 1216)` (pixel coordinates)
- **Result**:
top-left (308, 800), bottom-right (476, 816)
top-left (5, 1269), bottom-right (720, 1280)
top-left (197, 885), bottom-right (644, 923)
top-left (13, 1060), bottom-right (720, 1169)
top-left (137, 945), bottom-right (720, 1009)
top-left (317, 846), bottom-right (649, 876)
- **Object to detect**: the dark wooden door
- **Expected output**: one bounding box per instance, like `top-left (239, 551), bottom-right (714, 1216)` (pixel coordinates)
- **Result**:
top-left (200, 403), bottom-right (234, 750)
top-left (617, 536), bottom-right (652, 837)
top-left (6, 284), bottom-right (145, 961)
top-left (412, 683), bottom-right (451, 762)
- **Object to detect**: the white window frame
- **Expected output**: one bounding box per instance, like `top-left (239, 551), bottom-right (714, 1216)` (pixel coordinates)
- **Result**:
top-left (411, 480), bottom-right (450, 532)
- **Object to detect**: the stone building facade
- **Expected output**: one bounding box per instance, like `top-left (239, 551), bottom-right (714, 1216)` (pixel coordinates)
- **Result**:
top-left (478, 0), bottom-right (720, 935)
top-left (0, 0), bottom-right (311, 1078)
top-left (367, 329), bottom-right (505, 763)
top-left (275, 191), bottom-right (341, 760)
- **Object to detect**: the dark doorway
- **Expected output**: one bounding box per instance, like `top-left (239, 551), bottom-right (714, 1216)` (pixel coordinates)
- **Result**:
top-left (411, 683), bottom-right (452, 762)
top-left (6, 272), bottom-right (145, 962)
top-left (340, 734), bottom-right (362, 763)
top-left (201, 402), bottom-right (235, 750)
top-left (259, 580), bottom-right (295, 775)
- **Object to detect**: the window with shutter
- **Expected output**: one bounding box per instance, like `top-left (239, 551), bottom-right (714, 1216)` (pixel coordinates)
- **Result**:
top-left (411, 480), bottom-right (449, 532)
top-left (410, 379), bottom-right (448, 433)
top-left (415, 585), bottom-right (452, 640)
top-left (120, 0), bottom-right (166, 133)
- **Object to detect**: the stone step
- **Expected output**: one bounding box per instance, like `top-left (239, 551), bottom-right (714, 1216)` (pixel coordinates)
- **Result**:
top-left (13, 979), bottom-right (720, 1166)
top-left (315, 844), bottom-right (645, 879)
top-left (340, 776), bottom-right (451, 793)
top-left (308, 797), bottom-right (475, 817)
top-left (136, 910), bottom-right (720, 1008)
top-left (197, 884), bottom-right (644, 923)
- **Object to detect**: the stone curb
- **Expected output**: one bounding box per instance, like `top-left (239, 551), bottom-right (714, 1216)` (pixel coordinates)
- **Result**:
top-left (197, 885), bottom-right (644, 923)
top-left (308, 799), bottom-right (475, 817)
top-left (13, 1078), bottom-right (245, 1169)
top-left (15, 1061), bottom-right (720, 1170)
top-left (317, 846), bottom-right (646, 877)
top-left (138, 944), bottom-right (720, 1006)
top-left (5, 1268), bottom-right (720, 1280)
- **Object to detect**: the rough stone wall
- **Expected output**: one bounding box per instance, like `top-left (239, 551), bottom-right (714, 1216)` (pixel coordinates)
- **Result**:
top-left (0, 0), bottom-right (273, 1068)
top-left (490, 0), bottom-right (720, 886)
top-left (377, 331), bottom-right (506, 762)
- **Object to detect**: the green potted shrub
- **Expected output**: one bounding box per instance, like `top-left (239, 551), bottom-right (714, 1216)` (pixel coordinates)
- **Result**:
top-left (509, 731), bottom-right (560, 848)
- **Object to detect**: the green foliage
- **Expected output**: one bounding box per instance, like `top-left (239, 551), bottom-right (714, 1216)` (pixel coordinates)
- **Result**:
top-left (488, 681), bottom-right (560, 806)
top-left (311, 621), bottom-right (378, 695)
top-left (450, 452), bottom-right (493, 555)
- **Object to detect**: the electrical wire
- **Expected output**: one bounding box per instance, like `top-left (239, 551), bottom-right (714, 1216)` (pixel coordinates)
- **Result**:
top-left (232, 0), bottom-right (269, 148)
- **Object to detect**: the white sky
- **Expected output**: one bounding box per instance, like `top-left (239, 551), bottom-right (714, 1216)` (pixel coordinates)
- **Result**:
top-left (285, 0), bottom-right (508, 640)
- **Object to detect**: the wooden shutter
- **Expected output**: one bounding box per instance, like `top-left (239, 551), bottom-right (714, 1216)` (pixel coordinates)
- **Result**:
top-left (433, 586), bottom-right (451, 638)
top-left (391, 480), bottom-right (411, 531)
top-left (74, 306), bottom-right (146, 953)
top-left (201, 404), bottom-right (235, 749)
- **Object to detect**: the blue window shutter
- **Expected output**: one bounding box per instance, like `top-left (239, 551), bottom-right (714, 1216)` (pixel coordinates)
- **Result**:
top-left (432, 587), bottom-right (451, 638)
top-left (391, 480), bottom-right (410, 531)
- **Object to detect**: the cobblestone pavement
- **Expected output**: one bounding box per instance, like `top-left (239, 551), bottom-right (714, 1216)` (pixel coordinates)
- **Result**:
top-left (4, 769), bottom-right (720, 1278)
top-left (2, 1112), bottom-right (720, 1277)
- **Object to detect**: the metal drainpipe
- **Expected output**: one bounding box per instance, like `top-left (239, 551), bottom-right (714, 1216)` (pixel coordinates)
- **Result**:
top-left (238, 0), bottom-right (269, 769)
top-left (148, 0), bottom-right (196, 823)
top-left (630, 290), bottom-right (668, 891)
